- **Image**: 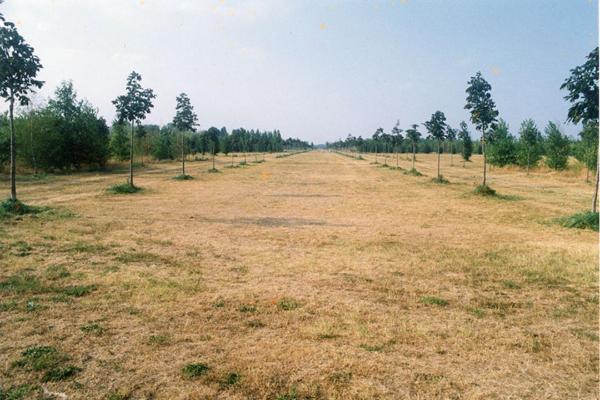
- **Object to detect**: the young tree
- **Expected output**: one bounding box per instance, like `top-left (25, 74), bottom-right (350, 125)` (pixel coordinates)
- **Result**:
top-left (391, 120), bottom-right (403, 168)
top-left (487, 119), bottom-right (517, 167)
top-left (405, 124), bottom-right (421, 171)
top-left (465, 72), bottom-right (499, 188)
top-left (446, 125), bottom-right (457, 166)
top-left (544, 122), bottom-right (570, 171)
top-left (373, 127), bottom-right (383, 163)
top-left (561, 47), bottom-right (599, 212)
top-left (458, 121), bottom-right (472, 167)
top-left (173, 93), bottom-right (198, 176)
top-left (575, 122), bottom-right (599, 182)
top-left (517, 119), bottom-right (542, 174)
top-left (424, 111), bottom-right (447, 180)
top-left (112, 71), bottom-right (156, 188)
top-left (0, 20), bottom-right (43, 201)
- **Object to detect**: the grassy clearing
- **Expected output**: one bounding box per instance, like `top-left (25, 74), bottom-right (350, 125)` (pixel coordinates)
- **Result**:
top-left (0, 152), bottom-right (597, 399)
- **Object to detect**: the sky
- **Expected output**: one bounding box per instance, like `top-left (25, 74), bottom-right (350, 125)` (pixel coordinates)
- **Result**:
top-left (1, 0), bottom-right (598, 143)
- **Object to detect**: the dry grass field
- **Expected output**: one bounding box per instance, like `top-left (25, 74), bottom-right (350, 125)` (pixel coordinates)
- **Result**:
top-left (0, 151), bottom-right (598, 400)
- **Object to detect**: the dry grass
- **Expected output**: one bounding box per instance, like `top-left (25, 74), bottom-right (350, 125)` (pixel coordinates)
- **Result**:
top-left (0, 151), bottom-right (597, 399)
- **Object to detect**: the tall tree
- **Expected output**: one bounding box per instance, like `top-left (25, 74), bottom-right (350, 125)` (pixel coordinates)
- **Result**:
top-left (112, 71), bottom-right (155, 188)
top-left (405, 124), bottom-right (421, 171)
top-left (465, 72), bottom-right (499, 188)
top-left (172, 93), bottom-right (198, 176)
top-left (424, 111), bottom-right (447, 180)
top-left (458, 121), bottom-right (472, 167)
top-left (561, 47), bottom-right (599, 212)
top-left (0, 19), bottom-right (43, 201)
top-left (517, 119), bottom-right (542, 175)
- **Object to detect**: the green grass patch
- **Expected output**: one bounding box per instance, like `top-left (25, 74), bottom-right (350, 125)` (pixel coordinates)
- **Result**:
top-left (207, 168), bottom-right (221, 173)
top-left (13, 346), bottom-right (67, 372)
top-left (107, 183), bottom-right (142, 194)
top-left (42, 365), bottom-right (82, 382)
top-left (222, 372), bottom-right (241, 386)
top-left (45, 265), bottom-right (70, 281)
top-left (0, 384), bottom-right (37, 400)
top-left (277, 297), bottom-right (299, 311)
top-left (431, 175), bottom-right (449, 184)
top-left (182, 363), bottom-right (210, 378)
top-left (404, 168), bottom-right (423, 176)
top-left (0, 274), bottom-right (47, 295)
top-left (556, 211), bottom-right (599, 232)
top-left (239, 304), bottom-right (257, 313)
top-left (80, 322), bottom-right (105, 336)
top-left (502, 280), bottom-right (521, 289)
top-left (0, 198), bottom-right (46, 218)
top-left (473, 184), bottom-right (496, 196)
top-left (173, 174), bottom-right (193, 180)
top-left (420, 296), bottom-right (448, 306)
top-left (148, 334), bottom-right (170, 346)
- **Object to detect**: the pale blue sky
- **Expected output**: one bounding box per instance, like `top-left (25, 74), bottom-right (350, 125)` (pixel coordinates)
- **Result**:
top-left (3, 0), bottom-right (598, 142)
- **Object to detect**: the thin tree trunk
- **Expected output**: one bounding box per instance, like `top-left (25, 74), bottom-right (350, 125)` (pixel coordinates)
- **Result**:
top-left (450, 143), bottom-right (453, 166)
top-left (128, 121), bottom-right (135, 186)
top-left (526, 148), bottom-right (530, 176)
top-left (181, 132), bottom-right (186, 175)
top-left (437, 140), bottom-right (441, 179)
top-left (231, 154), bottom-right (234, 167)
top-left (586, 166), bottom-right (590, 183)
top-left (482, 130), bottom-right (487, 186)
top-left (29, 118), bottom-right (37, 175)
top-left (396, 148), bottom-right (399, 168)
top-left (9, 98), bottom-right (17, 201)
top-left (375, 144), bottom-right (378, 163)
top-left (412, 143), bottom-right (416, 170)
top-left (592, 142), bottom-right (599, 213)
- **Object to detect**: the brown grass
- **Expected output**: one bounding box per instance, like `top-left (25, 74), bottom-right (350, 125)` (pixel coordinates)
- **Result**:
top-left (0, 151), bottom-right (597, 399)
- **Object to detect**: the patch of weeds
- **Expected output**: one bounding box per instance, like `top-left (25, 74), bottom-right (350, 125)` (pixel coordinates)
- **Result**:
top-left (0, 300), bottom-right (17, 311)
top-left (207, 168), bottom-right (220, 173)
top-left (420, 296), bottom-right (448, 306)
top-left (467, 307), bottom-right (485, 318)
top-left (330, 371), bottom-right (352, 385)
top-left (238, 304), bottom-right (257, 313)
top-left (182, 363), bottom-right (210, 378)
top-left (115, 251), bottom-right (164, 264)
top-left (413, 372), bottom-right (445, 383)
top-left (502, 280), bottom-right (520, 289)
top-left (213, 298), bottom-right (225, 308)
top-left (359, 343), bottom-right (384, 352)
top-left (148, 334), bottom-right (170, 346)
top-left (106, 392), bottom-right (130, 400)
top-left (11, 241), bottom-right (32, 257)
top-left (13, 346), bottom-right (67, 371)
top-left (25, 299), bottom-right (43, 312)
top-left (45, 265), bottom-right (70, 280)
top-left (404, 168), bottom-right (423, 176)
top-left (107, 183), bottom-right (142, 194)
top-left (276, 388), bottom-right (298, 400)
top-left (0, 384), bottom-right (37, 400)
top-left (42, 365), bottom-right (82, 382)
top-left (65, 242), bottom-right (108, 254)
top-left (222, 372), bottom-right (241, 386)
top-left (0, 198), bottom-right (45, 218)
top-left (246, 319), bottom-right (265, 328)
top-left (50, 294), bottom-right (71, 303)
top-left (570, 328), bottom-right (599, 341)
top-left (61, 285), bottom-right (96, 297)
top-left (473, 184), bottom-right (496, 196)
top-left (0, 274), bottom-right (47, 295)
top-left (556, 211), bottom-right (598, 232)
top-left (80, 322), bottom-right (105, 336)
top-left (277, 297), bottom-right (299, 311)
top-left (431, 175), bottom-right (449, 184)
top-left (173, 174), bottom-right (193, 180)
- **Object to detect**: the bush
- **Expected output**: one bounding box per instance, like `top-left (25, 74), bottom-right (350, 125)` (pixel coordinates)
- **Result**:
top-left (107, 183), bottom-right (142, 194)
top-left (557, 212), bottom-right (599, 231)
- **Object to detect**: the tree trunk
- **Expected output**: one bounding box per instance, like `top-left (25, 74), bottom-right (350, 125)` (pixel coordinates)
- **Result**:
top-left (9, 98), bottom-right (17, 201)
top-left (396, 148), bottom-right (399, 168)
top-left (437, 140), bottom-right (441, 179)
top-left (450, 143), bottom-right (453, 166)
top-left (592, 142), bottom-right (599, 213)
top-left (181, 132), bottom-right (186, 175)
top-left (526, 148), bottom-right (530, 176)
top-left (482, 130), bottom-right (487, 186)
top-left (375, 144), bottom-right (378, 163)
top-left (412, 143), bottom-right (416, 170)
top-left (231, 154), bottom-right (234, 167)
top-left (128, 121), bottom-right (134, 187)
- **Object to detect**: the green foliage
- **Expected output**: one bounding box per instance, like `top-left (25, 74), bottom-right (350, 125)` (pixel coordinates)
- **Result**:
top-left (424, 111), bottom-right (447, 141)
top-left (182, 363), bottom-right (210, 378)
top-left (517, 119), bottom-right (543, 169)
top-left (404, 168), bottom-right (423, 176)
top-left (223, 372), bottom-right (241, 386)
top-left (557, 211), bottom-right (599, 231)
top-left (80, 322), bottom-right (105, 335)
top-left (110, 120), bottom-right (130, 161)
top-left (560, 47), bottom-right (599, 125)
top-left (465, 72), bottom-right (499, 133)
top-left (0, 198), bottom-right (43, 217)
top-left (173, 93), bottom-right (198, 132)
top-left (13, 346), bottom-right (66, 371)
top-left (431, 175), bottom-right (449, 184)
top-left (107, 183), bottom-right (142, 194)
top-left (0, 384), bottom-right (36, 400)
top-left (544, 122), bottom-right (570, 170)
top-left (277, 297), bottom-right (299, 311)
top-left (173, 174), bottom-right (193, 180)
top-left (458, 121), bottom-right (473, 161)
top-left (487, 120), bottom-right (517, 167)
top-left (113, 71), bottom-right (155, 125)
top-left (42, 365), bottom-right (82, 382)
top-left (574, 122), bottom-right (598, 173)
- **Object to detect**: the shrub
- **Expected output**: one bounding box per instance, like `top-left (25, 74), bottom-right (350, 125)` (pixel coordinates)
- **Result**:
top-left (0, 198), bottom-right (44, 217)
top-left (474, 184), bottom-right (496, 196)
top-left (557, 212), bottom-right (599, 231)
top-left (182, 363), bottom-right (209, 378)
